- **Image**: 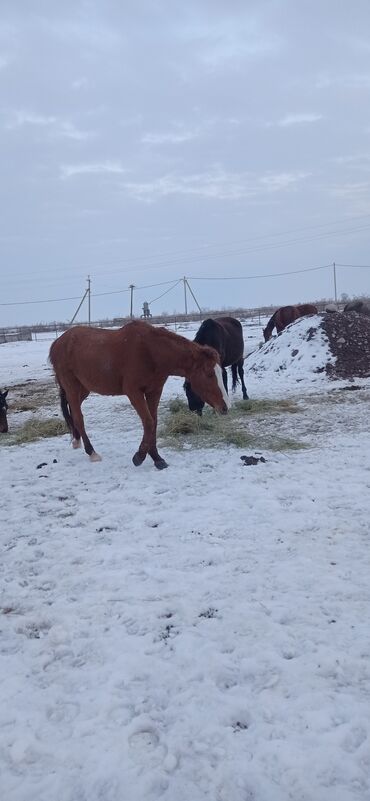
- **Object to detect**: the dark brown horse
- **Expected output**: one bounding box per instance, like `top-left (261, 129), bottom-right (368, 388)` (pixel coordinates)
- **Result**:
top-left (0, 389), bottom-right (8, 433)
top-left (49, 321), bottom-right (229, 468)
top-left (184, 316), bottom-right (248, 415)
top-left (263, 304), bottom-right (318, 342)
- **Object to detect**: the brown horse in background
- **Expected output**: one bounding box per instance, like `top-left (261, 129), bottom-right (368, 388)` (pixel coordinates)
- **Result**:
top-left (263, 304), bottom-right (318, 342)
top-left (49, 321), bottom-right (229, 469)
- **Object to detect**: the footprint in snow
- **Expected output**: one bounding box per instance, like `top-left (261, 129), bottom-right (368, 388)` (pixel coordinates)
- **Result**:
top-left (128, 725), bottom-right (178, 773)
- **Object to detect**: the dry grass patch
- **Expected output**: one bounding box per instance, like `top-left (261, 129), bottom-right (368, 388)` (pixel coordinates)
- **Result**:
top-left (1, 417), bottom-right (67, 447)
top-left (233, 398), bottom-right (300, 415)
top-left (160, 397), bottom-right (306, 452)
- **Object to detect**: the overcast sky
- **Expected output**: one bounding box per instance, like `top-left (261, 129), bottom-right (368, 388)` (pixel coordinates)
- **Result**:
top-left (1, 0), bottom-right (370, 325)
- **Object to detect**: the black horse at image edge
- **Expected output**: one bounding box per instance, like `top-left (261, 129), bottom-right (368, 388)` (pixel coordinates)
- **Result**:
top-left (0, 389), bottom-right (9, 434)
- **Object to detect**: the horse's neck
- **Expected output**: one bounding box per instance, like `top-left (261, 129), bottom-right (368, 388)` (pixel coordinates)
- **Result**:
top-left (160, 338), bottom-right (194, 377)
top-left (266, 313), bottom-right (276, 335)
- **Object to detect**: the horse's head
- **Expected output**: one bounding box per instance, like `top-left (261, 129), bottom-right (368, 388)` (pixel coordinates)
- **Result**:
top-left (183, 379), bottom-right (204, 415)
top-left (0, 389), bottom-right (9, 433)
top-left (185, 346), bottom-right (229, 415)
top-left (263, 327), bottom-right (271, 343)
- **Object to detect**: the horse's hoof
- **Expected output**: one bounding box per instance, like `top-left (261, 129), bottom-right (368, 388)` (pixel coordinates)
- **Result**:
top-left (132, 452), bottom-right (146, 466)
top-left (89, 451), bottom-right (102, 462)
top-left (155, 458), bottom-right (168, 470)
top-left (72, 438), bottom-right (81, 449)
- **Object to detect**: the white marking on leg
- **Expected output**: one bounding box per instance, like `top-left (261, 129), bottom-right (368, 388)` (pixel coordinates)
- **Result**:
top-left (214, 364), bottom-right (231, 409)
top-left (72, 438), bottom-right (81, 449)
top-left (89, 451), bottom-right (102, 462)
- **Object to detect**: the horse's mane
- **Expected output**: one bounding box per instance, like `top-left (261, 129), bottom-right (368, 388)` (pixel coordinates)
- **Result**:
top-left (125, 320), bottom-right (189, 344)
top-left (151, 323), bottom-right (194, 347)
top-left (193, 318), bottom-right (218, 345)
top-left (264, 310), bottom-right (278, 334)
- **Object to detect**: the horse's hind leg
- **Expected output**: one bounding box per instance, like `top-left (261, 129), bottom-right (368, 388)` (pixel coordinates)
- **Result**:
top-left (65, 383), bottom-right (101, 462)
top-left (70, 388), bottom-right (89, 449)
top-left (238, 360), bottom-right (249, 400)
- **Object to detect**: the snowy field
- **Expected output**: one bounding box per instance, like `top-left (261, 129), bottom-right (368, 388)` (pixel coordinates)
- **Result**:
top-left (1, 319), bottom-right (370, 801)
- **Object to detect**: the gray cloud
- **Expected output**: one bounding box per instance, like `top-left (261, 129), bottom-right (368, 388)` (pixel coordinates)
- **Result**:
top-left (61, 161), bottom-right (127, 179)
top-left (276, 113), bottom-right (323, 127)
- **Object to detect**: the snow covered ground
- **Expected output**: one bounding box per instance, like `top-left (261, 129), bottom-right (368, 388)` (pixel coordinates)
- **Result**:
top-left (1, 320), bottom-right (370, 801)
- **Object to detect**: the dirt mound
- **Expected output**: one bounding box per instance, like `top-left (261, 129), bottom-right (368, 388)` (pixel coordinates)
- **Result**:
top-left (247, 315), bottom-right (333, 384)
top-left (322, 311), bottom-right (370, 379)
top-left (246, 312), bottom-right (370, 385)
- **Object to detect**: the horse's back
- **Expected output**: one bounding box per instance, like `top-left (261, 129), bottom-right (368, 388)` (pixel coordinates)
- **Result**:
top-left (275, 305), bottom-right (299, 328)
top-left (49, 325), bottom-right (132, 394)
top-left (194, 316), bottom-right (243, 366)
top-left (297, 303), bottom-right (318, 315)
top-left (50, 325), bottom-right (118, 365)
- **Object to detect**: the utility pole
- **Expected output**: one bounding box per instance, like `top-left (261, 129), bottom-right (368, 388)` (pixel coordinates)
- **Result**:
top-left (185, 279), bottom-right (202, 316)
top-left (333, 262), bottom-right (338, 307)
top-left (87, 275), bottom-right (91, 325)
top-left (70, 281), bottom-right (89, 326)
top-left (129, 284), bottom-right (135, 318)
top-left (183, 276), bottom-right (188, 315)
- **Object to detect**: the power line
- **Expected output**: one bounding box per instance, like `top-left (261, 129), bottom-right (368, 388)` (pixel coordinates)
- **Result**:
top-left (92, 277), bottom-right (181, 298)
top-left (148, 280), bottom-right (182, 305)
top-left (78, 221), bottom-right (370, 280)
top-left (1, 260), bottom-right (369, 308)
top-left (188, 264), bottom-right (330, 281)
top-left (0, 293), bottom-right (83, 307)
top-left (62, 212), bottom-right (370, 271)
top-left (2, 212), bottom-right (369, 285)
top-left (336, 263), bottom-right (370, 268)
top-left (0, 278), bottom-right (184, 306)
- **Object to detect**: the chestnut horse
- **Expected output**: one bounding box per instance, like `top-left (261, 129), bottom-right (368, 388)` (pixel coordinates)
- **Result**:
top-left (263, 304), bottom-right (318, 342)
top-left (184, 316), bottom-right (248, 415)
top-left (0, 389), bottom-right (9, 433)
top-left (49, 320), bottom-right (229, 468)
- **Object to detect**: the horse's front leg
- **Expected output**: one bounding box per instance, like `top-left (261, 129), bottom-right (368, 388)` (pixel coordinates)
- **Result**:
top-left (238, 360), bottom-right (249, 400)
top-left (126, 390), bottom-right (155, 466)
top-left (222, 367), bottom-right (228, 394)
top-left (145, 384), bottom-right (168, 470)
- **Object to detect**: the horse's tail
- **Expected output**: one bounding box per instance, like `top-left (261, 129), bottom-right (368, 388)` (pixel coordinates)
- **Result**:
top-left (49, 343), bottom-right (73, 433)
top-left (231, 363), bottom-right (239, 391)
top-left (59, 386), bottom-right (73, 432)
